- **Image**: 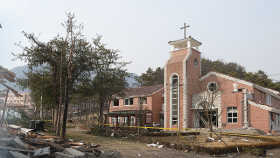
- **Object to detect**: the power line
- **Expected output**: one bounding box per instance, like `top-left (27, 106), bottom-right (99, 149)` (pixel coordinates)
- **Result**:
top-left (271, 79), bottom-right (280, 82)
top-left (268, 73), bottom-right (280, 76)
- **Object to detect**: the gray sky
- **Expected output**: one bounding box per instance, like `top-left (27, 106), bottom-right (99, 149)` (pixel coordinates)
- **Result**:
top-left (1, 0), bottom-right (280, 82)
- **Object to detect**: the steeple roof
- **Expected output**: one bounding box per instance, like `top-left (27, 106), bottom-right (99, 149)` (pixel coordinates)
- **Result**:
top-left (168, 36), bottom-right (202, 49)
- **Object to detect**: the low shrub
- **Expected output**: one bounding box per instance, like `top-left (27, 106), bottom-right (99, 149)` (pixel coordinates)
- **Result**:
top-left (89, 125), bottom-right (105, 136)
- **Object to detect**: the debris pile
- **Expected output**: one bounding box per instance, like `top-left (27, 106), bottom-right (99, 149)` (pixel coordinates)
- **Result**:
top-left (0, 125), bottom-right (101, 158)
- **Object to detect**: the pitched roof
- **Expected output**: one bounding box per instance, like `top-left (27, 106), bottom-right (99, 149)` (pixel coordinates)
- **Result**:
top-left (200, 71), bottom-right (280, 98)
top-left (114, 85), bottom-right (164, 98)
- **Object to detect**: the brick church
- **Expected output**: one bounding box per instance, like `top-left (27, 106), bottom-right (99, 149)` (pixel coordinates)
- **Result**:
top-left (109, 30), bottom-right (280, 134)
top-left (164, 35), bottom-right (280, 133)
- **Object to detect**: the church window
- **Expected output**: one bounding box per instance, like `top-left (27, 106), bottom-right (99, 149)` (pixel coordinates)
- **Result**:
top-left (171, 75), bottom-right (179, 125)
top-left (207, 82), bottom-right (217, 92)
top-left (193, 58), bottom-right (198, 67)
top-left (227, 107), bottom-right (237, 123)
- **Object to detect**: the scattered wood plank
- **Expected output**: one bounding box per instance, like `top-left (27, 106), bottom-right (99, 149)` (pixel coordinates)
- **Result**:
top-left (47, 142), bottom-right (64, 152)
top-left (37, 135), bottom-right (59, 139)
top-left (69, 142), bottom-right (86, 147)
top-left (0, 145), bottom-right (34, 152)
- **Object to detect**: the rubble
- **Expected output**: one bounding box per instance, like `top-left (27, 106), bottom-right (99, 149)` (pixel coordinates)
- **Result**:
top-left (146, 143), bottom-right (158, 147)
top-left (7, 151), bottom-right (30, 158)
top-left (13, 136), bottom-right (29, 149)
top-left (54, 152), bottom-right (76, 158)
top-left (0, 124), bottom-right (102, 157)
top-left (64, 148), bottom-right (86, 158)
top-left (33, 147), bottom-right (50, 157)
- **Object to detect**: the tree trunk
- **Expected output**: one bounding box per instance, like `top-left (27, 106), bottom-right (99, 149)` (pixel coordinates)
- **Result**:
top-left (57, 43), bottom-right (63, 137)
top-left (86, 101), bottom-right (89, 123)
top-left (54, 106), bottom-right (58, 132)
top-left (209, 109), bottom-right (213, 137)
top-left (106, 106), bottom-right (109, 133)
top-left (61, 77), bottom-right (70, 140)
top-left (56, 104), bottom-right (61, 136)
top-left (52, 109), bottom-right (54, 125)
top-left (99, 81), bottom-right (103, 127)
top-left (78, 103), bottom-right (80, 122)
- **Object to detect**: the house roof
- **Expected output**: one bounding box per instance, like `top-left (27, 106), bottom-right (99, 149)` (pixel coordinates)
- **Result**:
top-left (114, 85), bottom-right (164, 98)
top-left (200, 71), bottom-right (280, 98)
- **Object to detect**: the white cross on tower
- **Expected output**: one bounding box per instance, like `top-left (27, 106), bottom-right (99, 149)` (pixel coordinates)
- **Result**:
top-left (180, 23), bottom-right (190, 39)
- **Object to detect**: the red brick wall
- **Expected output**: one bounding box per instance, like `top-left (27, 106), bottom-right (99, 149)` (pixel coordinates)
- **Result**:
top-left (220, 92), bottom-right (244, 129)
top-left (248, 103), bottom-right (270, 133)
top-left (165, 48), bottom-right (188, 130)
top-left (199, 75), bottom-right (254, 129)
top-left (186, 49), bottom-right (201, 128)
top-left (110, 97), bottom-right (151, 111)
top-left (151, 89), bottom-right (164, 123)
top-left (109, 89), bottom-right (164, 125)
top-left (166, 48), bottom-right (201, 130)
top-left (253, 89), bottom-right (266, 104)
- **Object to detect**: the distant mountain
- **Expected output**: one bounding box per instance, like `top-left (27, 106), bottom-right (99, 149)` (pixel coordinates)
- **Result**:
top-left (1, 65), bottom-right (138, 93)
top-left (10, 65), bottom-right (29, 79)
top-left (3, 65), bottom-right (30, 93)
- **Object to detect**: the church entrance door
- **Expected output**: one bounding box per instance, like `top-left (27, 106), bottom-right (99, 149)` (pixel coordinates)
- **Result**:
top-left (195, 110), bottom-right (218, 128)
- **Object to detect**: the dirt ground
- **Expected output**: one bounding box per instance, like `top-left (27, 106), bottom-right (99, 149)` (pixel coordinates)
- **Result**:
top-left (153, 134), bottom-right (274, 147)
top-left (65, 125), bottom-right (280, 158)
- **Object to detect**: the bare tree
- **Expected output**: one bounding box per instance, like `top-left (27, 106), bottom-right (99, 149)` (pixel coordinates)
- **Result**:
top-left (136, 96), bottom-right (148, 139)
top-left (190, 75), bottom-right (227, 143)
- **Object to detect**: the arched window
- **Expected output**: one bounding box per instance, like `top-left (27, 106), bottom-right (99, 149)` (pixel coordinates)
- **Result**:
top-left (171, 75), bottom-right (178, 125)
top-left (193, 58), bottom-right (198, 67)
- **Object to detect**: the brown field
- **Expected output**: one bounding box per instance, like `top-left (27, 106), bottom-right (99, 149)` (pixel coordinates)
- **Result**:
top-left (63, 124), bottom-right (280, 157)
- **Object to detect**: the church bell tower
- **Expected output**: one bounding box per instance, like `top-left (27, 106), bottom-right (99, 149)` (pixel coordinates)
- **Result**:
top-left (164, 24), bottom-right (202, 131)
